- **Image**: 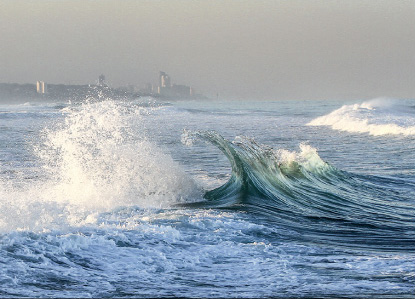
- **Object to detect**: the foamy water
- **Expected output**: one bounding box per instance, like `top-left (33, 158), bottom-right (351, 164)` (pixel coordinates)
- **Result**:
top-left (0, 97), bottom-right (414, 297)
top-left (307, 98), bottom-right (415, 136)
top-left (0, 100), bottom-right (201, 233)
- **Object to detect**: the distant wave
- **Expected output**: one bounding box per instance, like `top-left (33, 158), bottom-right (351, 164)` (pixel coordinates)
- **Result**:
top-left (182, 131), bottom-right (415, 251)
top-left (307, 98), bottom-right (415, 136)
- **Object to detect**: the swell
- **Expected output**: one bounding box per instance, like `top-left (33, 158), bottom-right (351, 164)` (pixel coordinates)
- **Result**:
top-left (185, 131), bottom-right (415, 251)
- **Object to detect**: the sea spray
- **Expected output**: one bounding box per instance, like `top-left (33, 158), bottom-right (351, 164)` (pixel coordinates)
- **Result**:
top-left (1, 98), bottom-right (414, 297)
top-left (0, 100), bottom-right (201, 232)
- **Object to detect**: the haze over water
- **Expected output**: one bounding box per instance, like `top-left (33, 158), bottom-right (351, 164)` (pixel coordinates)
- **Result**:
top-left (1, 1), bottom-right (415, 100)
top-left (0, 1), bottom-right (415, 298)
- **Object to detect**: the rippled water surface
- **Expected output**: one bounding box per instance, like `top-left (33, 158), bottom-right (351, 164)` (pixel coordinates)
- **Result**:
top-left (0, 97), bottom-right (414, 298)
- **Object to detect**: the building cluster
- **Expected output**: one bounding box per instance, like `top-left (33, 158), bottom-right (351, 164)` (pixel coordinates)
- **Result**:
top-left (141, 71), bottom-right (194, 98)
top-left (155, 71), bottom-right (193, 98)
top-left (29, 71), bottom-right (201, 100)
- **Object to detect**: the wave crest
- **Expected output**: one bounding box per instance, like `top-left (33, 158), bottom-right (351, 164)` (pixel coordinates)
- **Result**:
top-left (307, 98), bottom-right (415, 136)
top-left (183, 130), bottom-right (415, 250)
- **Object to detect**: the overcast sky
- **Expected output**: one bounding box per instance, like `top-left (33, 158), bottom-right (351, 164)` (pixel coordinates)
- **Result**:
top-left (0, 0), bottom-right (414, 100)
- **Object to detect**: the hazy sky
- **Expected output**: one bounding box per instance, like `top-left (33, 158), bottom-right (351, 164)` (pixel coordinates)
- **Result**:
top-left (1, 0), bottom-right (414, 100)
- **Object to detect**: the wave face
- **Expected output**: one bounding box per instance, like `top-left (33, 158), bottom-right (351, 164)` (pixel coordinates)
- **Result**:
top-left (185, 131), bottom-right (415, 251)
top-left (307, 98), bottom-right (415, 136)
top-left (1, 98), bottom-right (414, 298)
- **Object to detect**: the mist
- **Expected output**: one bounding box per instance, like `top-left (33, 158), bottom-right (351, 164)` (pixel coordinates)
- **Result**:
top-left (1, 0), bottom-right (414, 100)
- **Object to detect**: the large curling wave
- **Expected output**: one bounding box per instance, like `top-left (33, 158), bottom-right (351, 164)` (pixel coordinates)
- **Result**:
top-left (184, 131), bottom-right (415, 251)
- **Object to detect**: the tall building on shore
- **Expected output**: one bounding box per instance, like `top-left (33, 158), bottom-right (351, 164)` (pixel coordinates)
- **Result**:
top-left (157, 71), bottom-right (193, 97)
top-left (159, 71), bottom-right (171, 88)
top-left (36, 81), bottom-right (47, 94)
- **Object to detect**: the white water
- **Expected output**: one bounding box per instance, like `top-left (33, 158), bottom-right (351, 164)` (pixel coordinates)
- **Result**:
top-left (307, 98), bottom-right (415, 136)
top-left (0, 100), bottom-right (201, 233)
top-left (0, 97), bottom-right (414, 298)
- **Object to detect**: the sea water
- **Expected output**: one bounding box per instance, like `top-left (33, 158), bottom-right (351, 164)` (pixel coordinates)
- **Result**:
top-left (0, 95), bottom-right (414, 298)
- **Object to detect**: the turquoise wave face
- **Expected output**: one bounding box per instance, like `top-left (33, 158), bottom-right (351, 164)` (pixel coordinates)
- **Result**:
top-left (183, 131), bottom-right (415, 252)
top-left (1, 99), bottom-right (414, 298)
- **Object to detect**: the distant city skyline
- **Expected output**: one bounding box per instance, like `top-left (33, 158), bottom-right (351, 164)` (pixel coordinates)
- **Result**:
top-left (1, 1), bottom-right (415, 100)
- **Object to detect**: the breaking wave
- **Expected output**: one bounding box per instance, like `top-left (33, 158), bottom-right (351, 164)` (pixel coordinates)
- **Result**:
top-left (0, 99), bottom-right (200, 233)
top-left (183, 130), bottom-right (415, 251)
top-left (307, 98), bottom-right (415, 136)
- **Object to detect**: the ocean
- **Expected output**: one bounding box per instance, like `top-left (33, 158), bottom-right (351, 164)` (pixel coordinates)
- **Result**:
top-left (0, 94), bottom-right (414, 298)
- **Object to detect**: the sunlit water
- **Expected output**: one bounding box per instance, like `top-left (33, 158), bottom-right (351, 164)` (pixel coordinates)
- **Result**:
top-left (0, 96), bottom-right (414, 298)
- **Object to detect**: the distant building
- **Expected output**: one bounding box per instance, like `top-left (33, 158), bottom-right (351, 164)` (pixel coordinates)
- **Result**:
top-left (142, 83), bottom-right (154, 94)
top-left (36, 81), bottom-right (47, 94)
top-left (171, 84), bottom-right (192, 97)
top-left (159, 71), bottom-right (171, 88)
top-left (157, 71), bottom-right (194, 98)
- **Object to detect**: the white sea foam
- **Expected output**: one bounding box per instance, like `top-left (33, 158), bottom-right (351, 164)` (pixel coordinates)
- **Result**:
top-left (274, 143), bottom-right (329, 173)
top-left (0, 99), bottom-right (201, 232)
top-left (1, 98), bottom-right (414, 297)
top-left (307, 98), bottom-right (415, 136)
top-left (1, 208), bottom-right (413, 297)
